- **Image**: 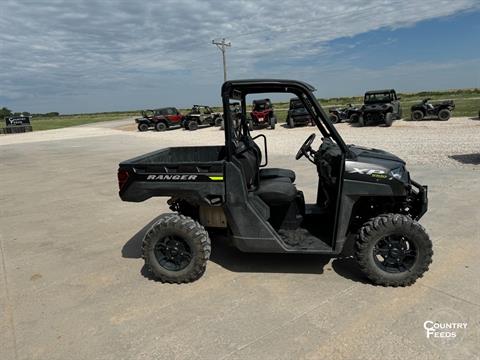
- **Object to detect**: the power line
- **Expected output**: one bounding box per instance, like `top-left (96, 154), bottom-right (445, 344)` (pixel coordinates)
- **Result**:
top-left (212, 38), bottom-right (231, 82)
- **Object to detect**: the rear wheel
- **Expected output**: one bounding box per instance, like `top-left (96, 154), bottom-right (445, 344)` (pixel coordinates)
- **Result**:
top-left (155, 122), bottom-right (167, 131)
top-left (188, 121), bottom-right (199, 131)
top-left (411, 110), bottom-right (424, 121)
top-left (385, 113), bottom-right (394, 127)
top-left (355, 214), bottom-right (433, 287)
top-left (142, 213), bottom-right (211, 283)
top-left (138, 123), bottom-right (149, 132)
top-left (438, 109), bottom-right (451, 121)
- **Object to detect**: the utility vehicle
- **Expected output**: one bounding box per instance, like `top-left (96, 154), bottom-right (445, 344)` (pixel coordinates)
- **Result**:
top-left (249, 98), bottom-right (277, 130)
top-left (182, 105), bottom-right (223, 131)
top-left (359, 89), bottom-right (402, 127)
top-left (328, 104), bottom-right (362, 124)
top-left (118, 79), bottom-right (432, 287)
top-left (286, 97), bottom-right (313, 127)
top-left (220, 103), bottom-right (241, 130)
top-left (410, 98), bottom-right (455, 121)
top-left (135, 107), bottom-right (183, 132)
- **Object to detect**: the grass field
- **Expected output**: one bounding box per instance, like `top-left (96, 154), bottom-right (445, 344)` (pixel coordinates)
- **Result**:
top-left (28, 88), bottom-right (480, 131)
top-left (30, 111), bottom-right (138, 131)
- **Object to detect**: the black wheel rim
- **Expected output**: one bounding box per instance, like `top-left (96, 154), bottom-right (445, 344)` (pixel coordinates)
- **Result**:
top-left (154, 235), bottom-right (192, 271)
top-left (373, 235), bottom-right (417, 273)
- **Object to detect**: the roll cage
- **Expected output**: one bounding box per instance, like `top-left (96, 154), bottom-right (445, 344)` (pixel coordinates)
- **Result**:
top-left (221, 79), bottom-right (350, 160)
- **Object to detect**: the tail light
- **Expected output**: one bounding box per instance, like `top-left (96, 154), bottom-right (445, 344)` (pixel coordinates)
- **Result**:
top-left (117, 169), bottom-right (129, 190)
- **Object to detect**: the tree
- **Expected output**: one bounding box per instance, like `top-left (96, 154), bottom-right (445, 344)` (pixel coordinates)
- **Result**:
top-left (0, 107), bottom-right (12, 119)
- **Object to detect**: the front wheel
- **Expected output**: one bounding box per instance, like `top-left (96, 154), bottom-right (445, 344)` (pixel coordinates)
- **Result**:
top-left (438, 109), bottom-right (451, 121)
top-left (349, 114), bottom-right (359, 123)
top-left (188, 121), bottom-right (199, 131)
top-left (385, 113), bottom-right (394, 127)
top-left (215, 116), bottom-right (223, 127)
top-left (330, 114), bottom-right (339, 124)
top-left (357, 116), bottom-right (365, 127)
top-left (355, 214), bottom-right (433, 287)
top-left (142, 213), bottom-right (211, 283)
top-left (287, 116), bottom-right (295, 128)
top-left (269, 116), bottom-right (276, 129)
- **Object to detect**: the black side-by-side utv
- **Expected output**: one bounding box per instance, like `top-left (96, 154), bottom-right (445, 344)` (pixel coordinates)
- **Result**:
top-left (118, 79), bottom-right (432, 287)
top-left (359, 89), bottom-right (402, 127)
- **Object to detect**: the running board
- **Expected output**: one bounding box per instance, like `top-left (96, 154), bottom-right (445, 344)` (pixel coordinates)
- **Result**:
top-left (278, 228), bottom-right (333, 253)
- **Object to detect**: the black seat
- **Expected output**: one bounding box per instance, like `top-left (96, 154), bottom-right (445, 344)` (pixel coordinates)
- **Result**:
top-left (255, 177), bottom-right (297, 206)
top-left (259, 168), bottom-right (296, 182)
top-left (247, 140), bottom-right (296, 183)
top-left (233, 138), bottom-right (297, 207)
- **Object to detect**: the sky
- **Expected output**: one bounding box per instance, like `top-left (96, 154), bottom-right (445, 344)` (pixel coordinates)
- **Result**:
top-left (1, 0), bottom-right (479, 114)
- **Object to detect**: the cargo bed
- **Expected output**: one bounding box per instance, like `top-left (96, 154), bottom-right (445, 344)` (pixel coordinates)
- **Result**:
top-left (118, 146), bottom-right (226, 203)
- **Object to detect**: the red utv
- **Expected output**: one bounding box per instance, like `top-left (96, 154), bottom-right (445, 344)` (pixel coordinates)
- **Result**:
top-left (249, 98), bottom-right (277, 130)
top-left (135, 107), bottom-right (184, 132)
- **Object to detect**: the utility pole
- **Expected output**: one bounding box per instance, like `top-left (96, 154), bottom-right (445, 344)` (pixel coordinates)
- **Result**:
top-left (212, 38), bottom-right (231, 82)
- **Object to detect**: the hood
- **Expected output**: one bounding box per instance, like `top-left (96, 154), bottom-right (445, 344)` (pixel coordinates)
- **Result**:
top-left (292, 107), bottom-right (308, 114)
top-left (348, 144), bottom-right (405, 165)
top-left (362, 103), bottom-right (392, 111)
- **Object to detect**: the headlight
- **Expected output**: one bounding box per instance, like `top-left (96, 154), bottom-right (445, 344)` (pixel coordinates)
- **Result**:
top-left (390, 166), bottom-right (408, 182)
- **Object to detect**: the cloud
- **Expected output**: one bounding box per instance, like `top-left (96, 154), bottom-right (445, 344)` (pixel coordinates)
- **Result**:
top-left (0, 0), bottom-right (478, 112)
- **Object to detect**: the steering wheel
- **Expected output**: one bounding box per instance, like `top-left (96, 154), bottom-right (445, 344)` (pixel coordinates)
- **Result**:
top-left (296, 133), bottom-right (316, 161)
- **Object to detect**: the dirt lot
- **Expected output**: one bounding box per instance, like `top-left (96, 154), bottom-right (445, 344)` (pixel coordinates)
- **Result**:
top-left (1, 117), bottom-right (479, 360)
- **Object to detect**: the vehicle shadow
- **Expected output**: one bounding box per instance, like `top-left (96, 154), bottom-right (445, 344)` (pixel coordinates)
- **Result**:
top-left (330, 257), bottom-right (369, 284)
top-left (209, 236), bottom-right (330, 275)
top-left (449, 153), bottom-right (480, 165)
top-left (348, 122), bottom-right (391, 128)
top-left (121, 215), bottom-right (164, 259)
top-left (140, 125), bottom-right (183, 133)
top-left (122, 221), bottom-right (369, 282)
top-left (280, 123), bottom-right (315, 129)
top-left (209, 235), bottom-right (368, 283)
top-left (348, 121), bottom-right (362, 127)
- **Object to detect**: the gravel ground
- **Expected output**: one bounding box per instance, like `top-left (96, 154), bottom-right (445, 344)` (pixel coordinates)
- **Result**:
top-left (114, 117), bottom-right (480, 169)
top-left (3, 117), bottom-right (478, 168)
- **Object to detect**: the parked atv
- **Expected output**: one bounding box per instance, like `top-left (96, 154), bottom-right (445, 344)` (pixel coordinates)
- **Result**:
top-left (359, 89), bottom-right (402, 127)
top-left (286, 97), bottom-right (313, 127)
top-left (249, 98), bottom-right (277, 130)
top-left (328, 104), bottom-right (362, 124)
top-left (410, 98), bottom-right (455, 121)
top-left (118, 79), bottom-right (432, 287)
top-left (135, 107), bottom-right (183, 132)
top-left (220, 103), bottom-right (241, 130)
top-left (182, 105), bottom-right (223, 131)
